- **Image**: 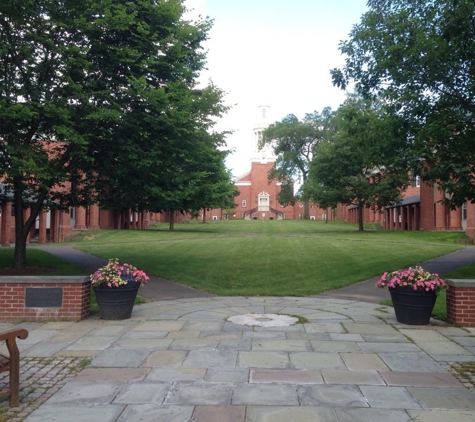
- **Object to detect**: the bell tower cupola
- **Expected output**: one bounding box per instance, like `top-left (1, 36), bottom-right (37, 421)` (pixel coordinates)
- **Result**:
top-left (251, 104), bottom-right (275, 163)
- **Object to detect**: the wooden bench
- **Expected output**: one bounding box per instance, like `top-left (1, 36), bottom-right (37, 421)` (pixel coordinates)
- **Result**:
top-left (0, 329), bottom-right (29, 407)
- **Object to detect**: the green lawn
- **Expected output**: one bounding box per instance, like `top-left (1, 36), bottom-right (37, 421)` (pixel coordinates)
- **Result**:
top-left (68, 219), bottom-right (469, 296)
top-left (444, 262), bottom-right (475, 279)
top-left (0, 248), bottom-right (86, 275)
top-left (2, 219), bottom-right (473, 318)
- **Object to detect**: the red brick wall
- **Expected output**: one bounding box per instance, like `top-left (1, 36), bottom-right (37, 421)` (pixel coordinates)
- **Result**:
top-left (466, 202), bottom-right (475, 241)
top-left (446, 280), bottom-right (475, 327)
top-left (100, 209), bottom-right (117, 229)
top-left (404, 185), bottom-right (420, 197)
top-left (419, 181), bottom-right (435, 230)
top-left (0, 277), bottom-right (91, 322)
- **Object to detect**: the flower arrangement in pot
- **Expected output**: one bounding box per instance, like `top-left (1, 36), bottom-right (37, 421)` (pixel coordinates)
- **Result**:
top-left (90, 259), bottom-right (149, 320)
top-left (376, 266), bottom-right (446, 325)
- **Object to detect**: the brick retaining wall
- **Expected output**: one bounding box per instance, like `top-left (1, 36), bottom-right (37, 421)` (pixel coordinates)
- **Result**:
top-left (0, 276), bottom-right (91, 322)
top-left (446, 279), bottom-right (475, 327)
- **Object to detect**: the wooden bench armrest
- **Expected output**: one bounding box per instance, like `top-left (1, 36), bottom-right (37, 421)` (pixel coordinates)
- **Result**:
top-left (0, 328), bottom-right (28, 407)
top-left (0, 328), bottom-right (29, 343)
top-left (0, 329), bottom-right (29, 356)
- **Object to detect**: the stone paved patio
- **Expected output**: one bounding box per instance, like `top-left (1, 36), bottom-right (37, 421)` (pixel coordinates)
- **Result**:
top-left (1, 296), bottom-right (475, 421)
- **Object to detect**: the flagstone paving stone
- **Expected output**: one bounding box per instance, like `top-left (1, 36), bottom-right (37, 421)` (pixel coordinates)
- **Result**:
top-left (113, 382), bottom-right (171, 404)
top-left (334, 407), bottom-right (412, 422)
top-left (378, 352), bottom-right (448, 372)
top-left (320, 369), bottom-right (385, 385)
top-left (46, 381), bottom-right (122, 405)
top-left (145, 368), bottom-right (205, 382)
top-left (359, 385), bottom-right (422, 409)
top-left (192, 405), bottom-right (246, 422)
top-left (406, 409), bottom-right (475, 422)
top-left (380, 371), bottom-right (463, 387)
top-left (245, 406), bottom-right (337, 422)
top-left (165, 382), bottom-right (233, 405)
top-left (205, 368), bottom-right (250, 383)
top-left (251, 339), bottom-right (311, 351)
top-left (289, 351), bottom-right (347, 369)
top-left (407, 386), bottom-right (475, 409)
top-left (238, 351), bottom-right (289, 368)
top-left (217, 339), bottom-right (252, 351)
top-left (232, 384), bottom-right (299, 406)
top-left (340, 352), bottom-right (389, 370)
top-left (310, 340), bottom-right (361, 352)
top-left (72, 367), bottom-right (150, 382)
top-left (116, 404), bottom-right (193, 422)
top-left (297, 384), bottom-right (368, 407)
top-left (90, 348), bottom-right (150, 367)
top-left (249, 369), bottom-right (324, 384)
top-left (26, 404), bottom-right (126, 422)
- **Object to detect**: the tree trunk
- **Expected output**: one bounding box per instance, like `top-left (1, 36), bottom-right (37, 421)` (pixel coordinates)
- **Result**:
top-left (13, 202), bottom-right (27, 269)
top-left (168, 210), bottom-right (175, 231)
top-left (12, 180), bottom-right (47, 268)
top-left (303, 201), bottom-right (310, 220)
top-left (358, 202), bottom-right (364, 231)
top-left (202, 208), bottom-right (207, 223)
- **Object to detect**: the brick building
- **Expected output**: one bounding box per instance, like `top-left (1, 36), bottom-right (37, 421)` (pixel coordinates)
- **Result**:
top-left (203, 105), bottom-right (330, 221)
top-left (2, 104), bottom-right (475, 243)
top-left (344, 174), bottom-right (475, 241)
top-left (0, 184), bottom-right (151, 247)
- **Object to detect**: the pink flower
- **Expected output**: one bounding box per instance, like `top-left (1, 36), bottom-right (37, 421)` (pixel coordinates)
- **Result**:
top-left (375, 266), bottom-right (445, 294)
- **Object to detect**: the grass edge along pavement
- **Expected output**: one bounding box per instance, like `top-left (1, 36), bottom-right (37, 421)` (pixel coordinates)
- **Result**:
top-left (69, 220), bottom-right (470, 296)
top-left (1, 220), bottom-right (474, 317)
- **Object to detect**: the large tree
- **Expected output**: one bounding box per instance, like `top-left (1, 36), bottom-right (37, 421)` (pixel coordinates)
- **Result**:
top-left (331, 0), bottom-right (475, 207)
top-left (0, 0), bottom-right (225, 267)
top-left (260, 108), bottom-right (337, 219)
top-left (306, 96), bottom-right (411, 231)
top-left (94, 81), bottom-right (232, 231)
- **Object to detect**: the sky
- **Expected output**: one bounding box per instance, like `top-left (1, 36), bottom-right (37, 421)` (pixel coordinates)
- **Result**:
top-left (185, 0), bottom-right (370, 177)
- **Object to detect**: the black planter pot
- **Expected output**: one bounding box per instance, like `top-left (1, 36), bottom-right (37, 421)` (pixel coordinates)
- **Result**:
top-left (94, 282), bottom-right (140, 320)
top-left (389, 286), bottom-right (437, 325)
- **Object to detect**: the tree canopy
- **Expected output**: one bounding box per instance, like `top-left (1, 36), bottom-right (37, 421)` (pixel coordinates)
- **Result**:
top-left (260, 107), bottom-right (337, 218)
top-left (331, 0), bottom-right (475, 207)
top-left (0, 0), bottom-right (229, 267)
top-left (306, 96), bottom-right (411, 231)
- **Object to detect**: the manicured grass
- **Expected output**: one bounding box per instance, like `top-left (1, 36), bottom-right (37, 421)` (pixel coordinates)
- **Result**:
top-left (68, 219), bottom-right (470, 296)
top-left (0, 248), bottom-right (86, 275)
top-left (3, 220), bottom-right (473, 317)
top-left (444, 262), bottom-right (475, 279)
top-left (431, 291), bottom-right (447, 321)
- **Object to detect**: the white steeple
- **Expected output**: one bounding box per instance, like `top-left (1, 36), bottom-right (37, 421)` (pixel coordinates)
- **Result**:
top-left (251, 104), bottom-right (276, 163)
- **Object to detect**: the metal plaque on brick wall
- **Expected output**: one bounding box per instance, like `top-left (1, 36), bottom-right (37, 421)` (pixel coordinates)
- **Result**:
top-left (25, 287), bottom-right (63, 308)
